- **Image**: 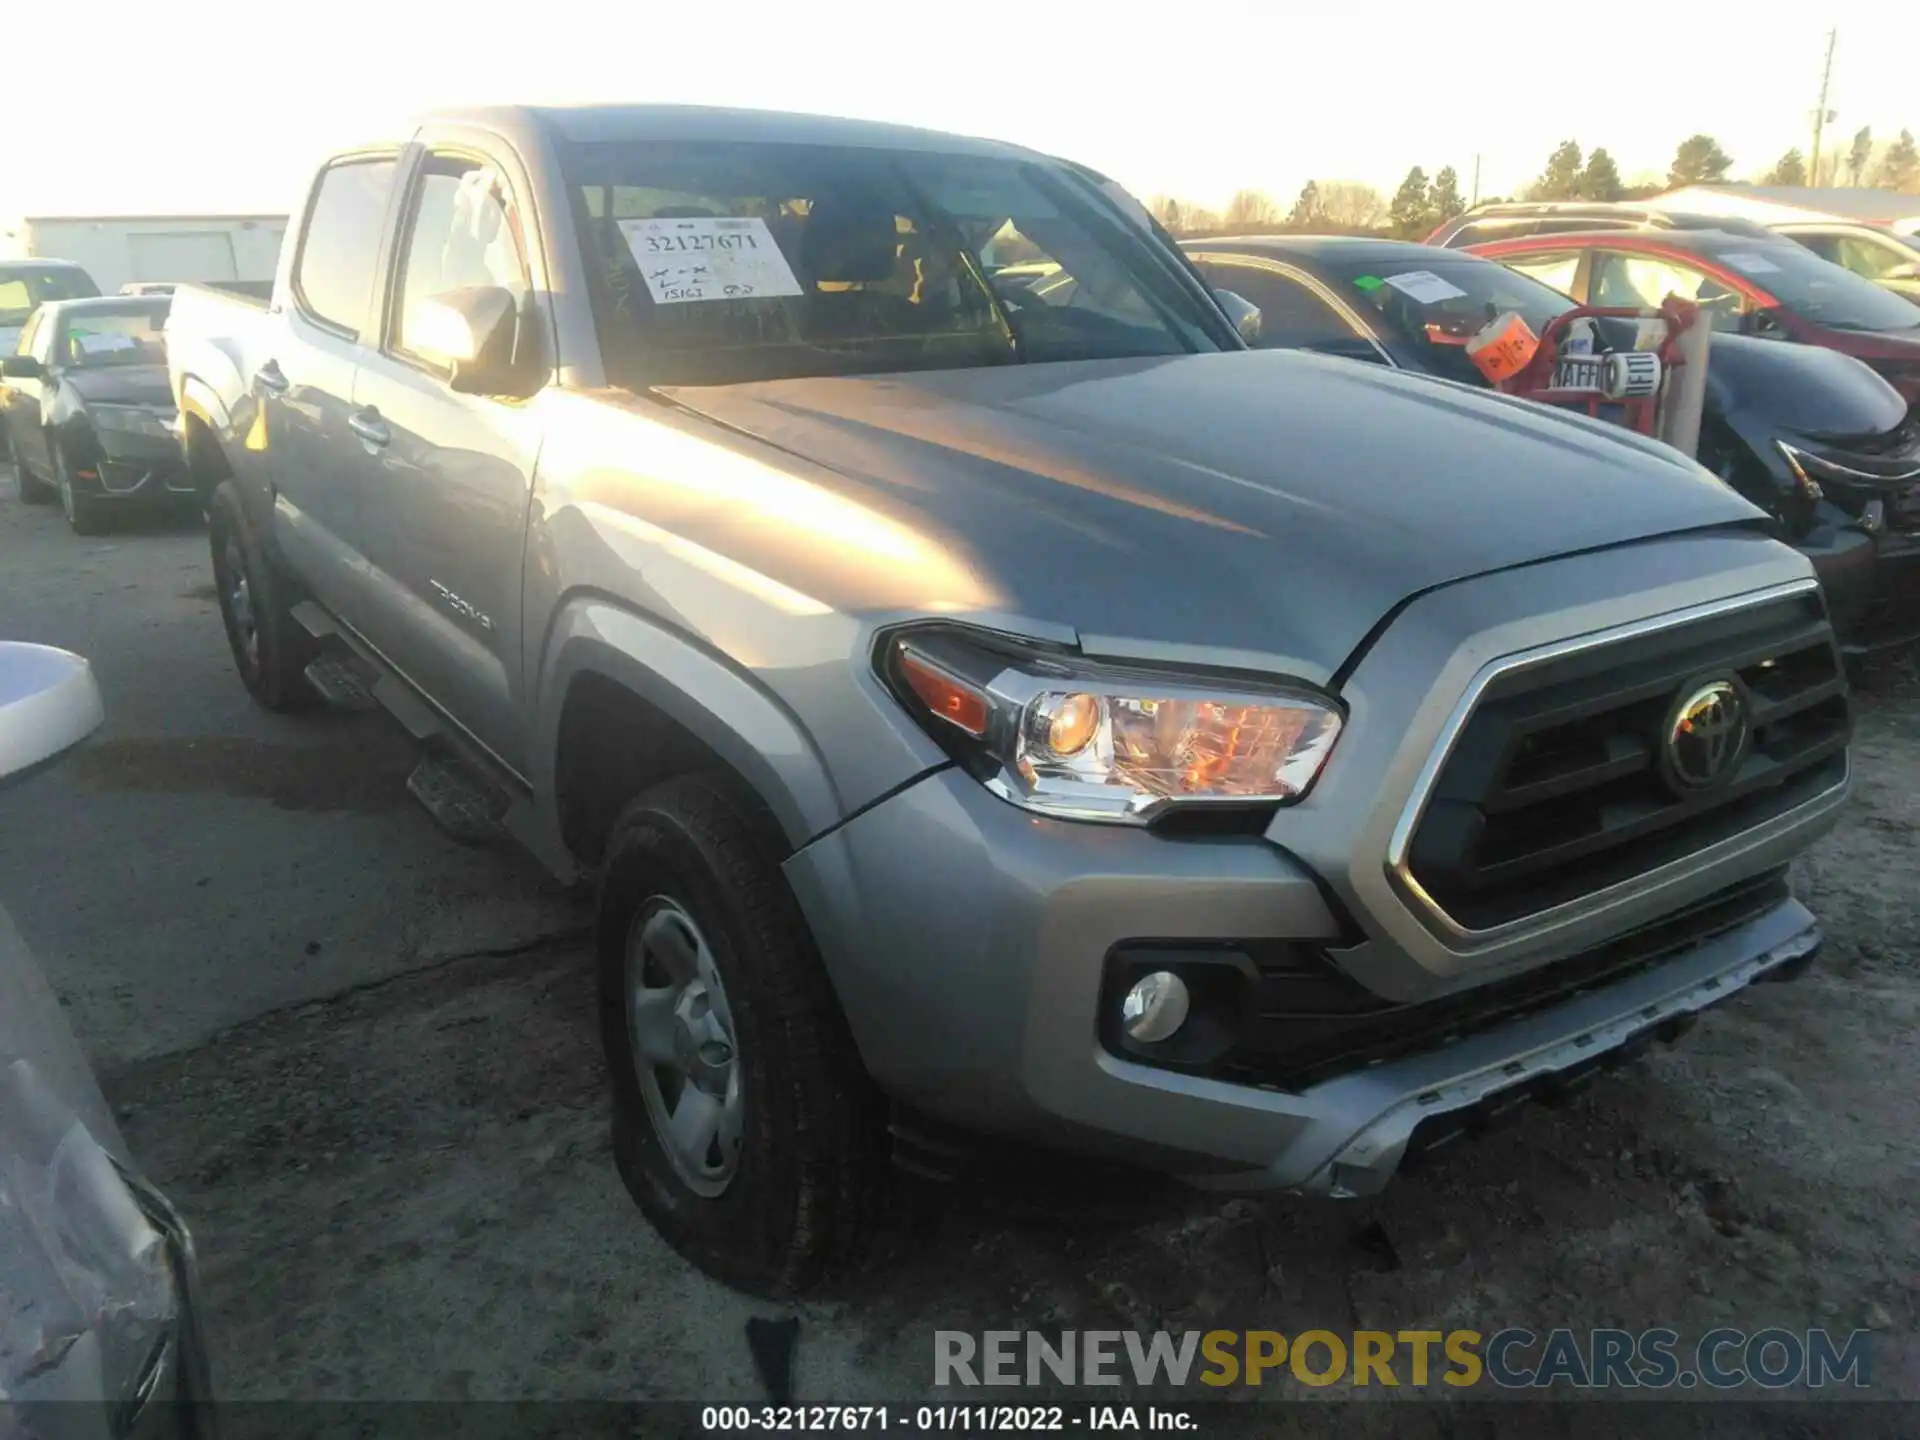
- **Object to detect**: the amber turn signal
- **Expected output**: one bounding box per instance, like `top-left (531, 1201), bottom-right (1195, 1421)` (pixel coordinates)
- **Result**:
top-left (899, 647), bottom-right (991, 737)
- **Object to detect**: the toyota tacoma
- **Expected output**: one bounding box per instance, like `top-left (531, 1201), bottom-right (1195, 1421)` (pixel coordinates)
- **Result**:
top-left (167, 104), bottom-right (1852, 1296)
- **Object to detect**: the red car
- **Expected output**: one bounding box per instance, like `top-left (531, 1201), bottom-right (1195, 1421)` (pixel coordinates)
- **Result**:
top-left (1466, 227), bottom-right (1920, 402)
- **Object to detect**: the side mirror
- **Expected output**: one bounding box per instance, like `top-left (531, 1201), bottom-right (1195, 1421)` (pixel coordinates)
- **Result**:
top-left (1214, 288), bottom-right (1263, 346)
top-left (1, 356), bottom-right (44, 379)
top-left (403, 285), bottom-right (529, 396)
top-left (0, 643), bottom-right (104, 788)
top-left (1738, 308), bottom-right (1787, 339)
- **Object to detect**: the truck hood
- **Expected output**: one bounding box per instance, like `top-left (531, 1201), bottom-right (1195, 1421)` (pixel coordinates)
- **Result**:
top-left (65, 364), bottom-right (172, 408)
top-left (661, 350), bottom-right (1763, 680)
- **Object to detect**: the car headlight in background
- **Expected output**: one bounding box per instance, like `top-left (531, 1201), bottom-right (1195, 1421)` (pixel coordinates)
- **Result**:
top-left (885, 627), bottom-right (1343, 824)
top-left (1, 1059), bottom-right (185, 1434)
top-left (89, 404), bottom-right (178, 440)
top-left (1774, 442), bottom-right (1826, 502)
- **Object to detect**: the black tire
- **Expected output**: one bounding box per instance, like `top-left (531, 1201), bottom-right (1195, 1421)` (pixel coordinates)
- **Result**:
top-left (49, 438), bottom-right (108, 535)
top-left (206, 481), bottom-right (318, 711)
top-left (597, 774), bottom-right (886, 1296)
top-left (6, 431), bottom-right (53, 505)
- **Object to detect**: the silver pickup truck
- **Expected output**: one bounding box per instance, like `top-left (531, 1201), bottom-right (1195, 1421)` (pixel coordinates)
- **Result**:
top-left (168, 104), bottom-right (1851, 1297)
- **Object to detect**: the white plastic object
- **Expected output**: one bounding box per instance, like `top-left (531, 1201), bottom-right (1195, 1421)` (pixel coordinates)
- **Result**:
top-left (1657, 306), bottom-right (1713, 459)
top-left (0, 643), bottom-right (104, 782)
top-left (1604, 350), bottom-right (1662, 399)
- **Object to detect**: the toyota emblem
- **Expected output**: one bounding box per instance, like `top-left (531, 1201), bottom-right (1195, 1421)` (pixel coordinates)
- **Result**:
top-left (1662, 680), bottom-right (1750, 792)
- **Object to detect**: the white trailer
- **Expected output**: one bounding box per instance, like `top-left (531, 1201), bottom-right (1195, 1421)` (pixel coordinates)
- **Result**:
top-left (0, 215), bottom-right (287, 294)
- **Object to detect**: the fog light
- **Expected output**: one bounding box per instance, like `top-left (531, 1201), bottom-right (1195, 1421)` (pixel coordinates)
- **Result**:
top-left (1121, 971), bottom-right (1190, 1043)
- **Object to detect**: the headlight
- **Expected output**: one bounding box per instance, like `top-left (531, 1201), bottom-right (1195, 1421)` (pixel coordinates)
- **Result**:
top-left (884, 627), bottom-right (1343, 824)
top-left (1774, 442), bottom-right (1825, 501)
top-left (1, 1060), bottom-right (181, 1428)
top-left (90, 404), bottom-right (177, 439)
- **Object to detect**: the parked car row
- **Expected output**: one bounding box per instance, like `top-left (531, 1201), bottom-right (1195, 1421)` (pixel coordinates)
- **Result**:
top-left (153, 105), bottom-right (1850, 1300)
top-left (3, 293), bottom-right (191, 533)
top-left (1431, 198), bottom-right (1920, 304)
top-left (1183, 235), bottom-right (1920, 653)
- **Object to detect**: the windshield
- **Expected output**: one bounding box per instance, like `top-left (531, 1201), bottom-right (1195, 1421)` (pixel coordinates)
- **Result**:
top-left (1324, 256), bottom-right (1574, 381)
top-left (1702, 238), bottom-right (1920, 332)
top-left (561, 140), bottom-right (1231, 388)
top-left (0, 267), bottom-right (101, 326)
top-left (56, 305), bottom-right (169, 368)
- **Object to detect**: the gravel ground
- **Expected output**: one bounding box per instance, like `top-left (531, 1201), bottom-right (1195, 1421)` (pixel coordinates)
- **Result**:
top-left (3, 480), bottom-right (1914, 1421)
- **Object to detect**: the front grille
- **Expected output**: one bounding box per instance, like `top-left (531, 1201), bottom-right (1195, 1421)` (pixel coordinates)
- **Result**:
top-left (1218, 867), bottom-right (1793, 1092)
top-left (1403, 590), bottom-right (1848, 932)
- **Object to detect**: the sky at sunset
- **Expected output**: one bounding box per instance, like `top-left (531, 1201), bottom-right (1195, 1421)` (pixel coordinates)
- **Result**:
top-left (8, 0), bottom-right (1913, 219)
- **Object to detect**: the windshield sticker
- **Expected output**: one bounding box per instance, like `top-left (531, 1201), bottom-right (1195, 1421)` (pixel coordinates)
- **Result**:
top-left (1721, 251), bottom-right (1783, 275)
top-left (619, 216), bottom-right (805, 305)
top-left (73, 331), bottom-right (139, 355)
top-left (1382, 270), bottom-right (1470, 304)
top-left (1352, 275), bottom-right (1384, 292)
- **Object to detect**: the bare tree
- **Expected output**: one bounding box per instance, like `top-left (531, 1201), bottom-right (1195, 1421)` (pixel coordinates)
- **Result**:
top-left (1316, 181), bottom-right (1387, 230)
top-left (1222, 189), bottom-right (1282, 229)
top-left (1149, 196), bottom-right (1186, 231)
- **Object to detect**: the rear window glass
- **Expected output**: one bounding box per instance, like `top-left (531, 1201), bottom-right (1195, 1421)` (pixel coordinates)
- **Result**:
top-left (0, 267), bottom-right (99, 324)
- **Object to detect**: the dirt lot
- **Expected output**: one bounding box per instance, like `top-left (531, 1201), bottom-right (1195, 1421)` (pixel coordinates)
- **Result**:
top-left (2, 484), bottom-right (1914, 1418)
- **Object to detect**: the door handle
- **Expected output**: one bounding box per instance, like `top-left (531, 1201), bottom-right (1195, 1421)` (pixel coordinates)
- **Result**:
top-left (348, 408), bottom-right (391, 448)
top-left (256, 360), bottom-right (290, 394)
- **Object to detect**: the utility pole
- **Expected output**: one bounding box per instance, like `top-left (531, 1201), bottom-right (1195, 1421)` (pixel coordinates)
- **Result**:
top-left (1810, 28), bottom-right (1837, 186)
top-left (1471, 154), bottom-right (1481, 206)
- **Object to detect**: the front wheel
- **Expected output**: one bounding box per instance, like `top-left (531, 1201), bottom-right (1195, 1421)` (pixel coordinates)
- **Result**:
top-left (597, 775), bottom-right (886, 1296)
top-left (51, 439), bottom-right (106, 535)
top-left (206, 482), bottom-right (317, 711)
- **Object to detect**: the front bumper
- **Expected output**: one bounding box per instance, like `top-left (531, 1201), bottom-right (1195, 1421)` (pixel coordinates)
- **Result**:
top-left (787, 533), bottom-right (1845, 1191)
top-left (73, 431), bottom-right (195, 503)
top-left (788, 765), bottom-right (1822, 1192)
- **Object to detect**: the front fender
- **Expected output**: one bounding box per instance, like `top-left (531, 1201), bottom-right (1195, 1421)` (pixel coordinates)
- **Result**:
top-left (527, 597), bottom-right (849, 863)
top-left (176, 374), bottom-right (234, 435)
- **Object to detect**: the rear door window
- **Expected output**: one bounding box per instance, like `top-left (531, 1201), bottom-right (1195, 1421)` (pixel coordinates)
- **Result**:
top-left (294, 157), bottom-right (400, 337)
top-left (0, 281), bottom-right (30, 328)
top-left (1831, 234), bottom-right (1912, 280)
top-left (1591, 251), bottom-right (1745, 331)
top-left (1501, 251), bottom-right (1583, 296)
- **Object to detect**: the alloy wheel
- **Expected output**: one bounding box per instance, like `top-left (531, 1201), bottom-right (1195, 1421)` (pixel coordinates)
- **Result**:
top-left (624, 897), bottom-right (744, 1197)
top-left (221, 538), bottom-right (260, 672)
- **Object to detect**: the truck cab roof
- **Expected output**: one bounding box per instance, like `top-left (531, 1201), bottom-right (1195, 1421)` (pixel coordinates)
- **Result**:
top-left (398, 103), bottom-right (1041, 162)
